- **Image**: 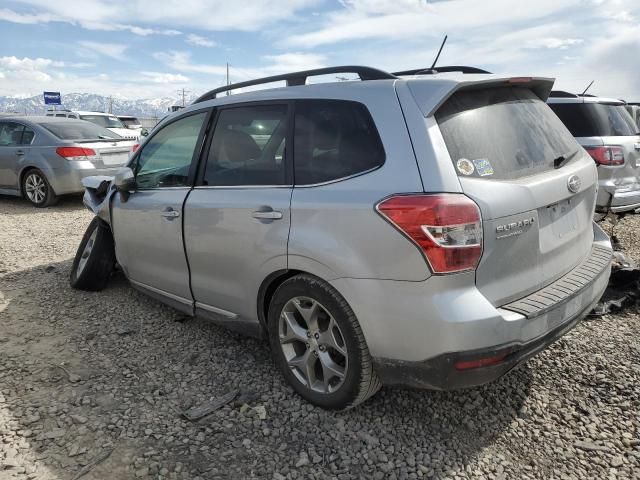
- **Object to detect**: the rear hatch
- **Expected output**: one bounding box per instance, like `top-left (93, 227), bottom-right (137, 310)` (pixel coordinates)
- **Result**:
top-left (431, 85), bottom-right (598, 306)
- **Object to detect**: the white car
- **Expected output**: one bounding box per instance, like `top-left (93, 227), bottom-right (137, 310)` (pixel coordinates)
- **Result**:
top-left (45, 110), bottom-right (142, 140)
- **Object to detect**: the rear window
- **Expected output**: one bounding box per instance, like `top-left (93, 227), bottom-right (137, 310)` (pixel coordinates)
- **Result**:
top-left (120, 117), bottom-right (140, 127)
top-left (435, 87), bottom-right (578, 180)
top-left (549, 103), bottom-right (639, 137)
top-left (294, 100), bottom-right (385, 185)
top-left (42, 121), bottom-right (121, 140)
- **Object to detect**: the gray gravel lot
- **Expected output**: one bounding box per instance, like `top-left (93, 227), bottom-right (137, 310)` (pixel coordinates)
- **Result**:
top-left (0, 196), bottom-right (639, 480)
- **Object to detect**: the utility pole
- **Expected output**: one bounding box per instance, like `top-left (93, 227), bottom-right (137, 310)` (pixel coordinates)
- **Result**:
top-left (177, 88), bottom-right (191, 107)
top-left (108, 96), bottom-right (113, 114)
top-left (226, 62), bottom-right (230, 96)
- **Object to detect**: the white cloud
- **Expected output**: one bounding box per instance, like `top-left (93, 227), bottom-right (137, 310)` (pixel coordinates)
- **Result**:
top-left (285, 0), bottom-right (581, 47)
top-left (78, 41), bottom-right (128, 60)
top-left (526, 37), bottom-right (584, 49)
top-left (186, 34), bottom-right (217, 48)
top-left (0, 7), bottom-right (58, 24)
top-left (141, 72), bottom-right (189, 84)
top-left (5, 0), bottom-right (319, 32)
top-left (153, 51), bottom-right (228, 75)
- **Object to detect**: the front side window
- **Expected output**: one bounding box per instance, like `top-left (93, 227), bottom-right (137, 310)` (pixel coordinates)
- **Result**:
top-left (203, 105), bottom-right (288, 186)
top-left (0, 122), bottom-right (25, 146)
top-left (294, 100), bottom-right (385, 185)
top-left (136, 112), bottom-right (207, 189)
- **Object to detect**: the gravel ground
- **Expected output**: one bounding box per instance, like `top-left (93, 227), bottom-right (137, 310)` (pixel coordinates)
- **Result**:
top-left (0, 195), bottom-right (639, 480)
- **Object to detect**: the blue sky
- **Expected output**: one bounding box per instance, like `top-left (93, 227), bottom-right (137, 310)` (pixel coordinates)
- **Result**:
top-left (0, 0), bottom-right (638, 100)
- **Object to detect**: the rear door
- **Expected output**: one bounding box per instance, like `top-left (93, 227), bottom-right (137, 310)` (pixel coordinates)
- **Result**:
top-left (111, 110), bottom-right (210, 312)
top-left (184, 103), bottom-right (292, 326)
top-left (431, 86), bottom-right (598, 306)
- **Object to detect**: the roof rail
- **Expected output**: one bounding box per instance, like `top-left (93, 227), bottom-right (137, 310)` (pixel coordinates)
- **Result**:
top-left (393, 66), bottom-right (491, 76)
top-left (548, 90), bottom-right (578, 98)
top-left (193, 66), bottom-right (397, 103)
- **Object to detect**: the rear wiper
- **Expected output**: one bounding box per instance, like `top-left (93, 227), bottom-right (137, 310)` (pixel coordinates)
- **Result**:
top-left (554, 149), bottom-right (579, 169)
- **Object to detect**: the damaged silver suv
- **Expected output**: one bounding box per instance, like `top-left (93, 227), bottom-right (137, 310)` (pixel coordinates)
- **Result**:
top-left (71, 66), bottom-right (612, 409)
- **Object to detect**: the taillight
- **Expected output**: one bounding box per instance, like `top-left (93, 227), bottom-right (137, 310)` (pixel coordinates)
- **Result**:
top-left (584, 146), bottom-right (624, 166)
top-left (454, 353), bottom-right (508, 371)
top-left (377, 194), bottom-right (483, 274)
top-left (132, 143), bottom-right (140, 153)
top-left (55, 147), bottom-right (97, 161)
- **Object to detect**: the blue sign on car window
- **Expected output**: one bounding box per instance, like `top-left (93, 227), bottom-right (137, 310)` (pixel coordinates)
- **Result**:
top-left (43, 91), bottom-right (62, 105)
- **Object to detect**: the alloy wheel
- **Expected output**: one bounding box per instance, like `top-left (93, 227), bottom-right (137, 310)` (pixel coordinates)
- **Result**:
top-left (24, 172), bottom-right (47, 205)
top-left (278, 296), bottom-right (348, 394)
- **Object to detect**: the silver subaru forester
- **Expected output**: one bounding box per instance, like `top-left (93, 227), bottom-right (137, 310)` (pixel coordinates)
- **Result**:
top-left (71, 66), bottom-right (612, 409)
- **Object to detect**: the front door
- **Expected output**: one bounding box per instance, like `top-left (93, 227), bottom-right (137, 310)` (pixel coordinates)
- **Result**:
top-left (111, 110), bottom-right (210, 312)
top-left (0, 122), bottom-right (32, 189)
top-left (184, 103), bottom-right (292, 325)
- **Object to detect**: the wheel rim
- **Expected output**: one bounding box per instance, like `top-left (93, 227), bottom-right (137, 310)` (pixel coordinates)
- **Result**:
top-left (76, 228), bottom-right (98, 276)
top-left (278, 296), bottom-right (348, 394)
top-left (24, 173), bottom-right (47, 204)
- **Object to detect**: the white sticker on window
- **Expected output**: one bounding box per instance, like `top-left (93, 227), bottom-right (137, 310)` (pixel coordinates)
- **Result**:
top-left (456, 158), bottom-right (475, 176)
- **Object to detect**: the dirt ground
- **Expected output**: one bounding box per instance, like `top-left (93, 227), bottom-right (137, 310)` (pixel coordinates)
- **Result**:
top-left (0, 195), bottom-right (639, 480)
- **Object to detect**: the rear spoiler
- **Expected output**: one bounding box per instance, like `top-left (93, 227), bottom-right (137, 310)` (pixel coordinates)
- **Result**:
top-left (405, 76), bottom-right (555, 117)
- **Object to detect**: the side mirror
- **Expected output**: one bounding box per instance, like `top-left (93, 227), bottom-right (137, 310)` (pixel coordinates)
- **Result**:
top-left (140, 128), bottom-right (149, 137)
top-left (113, 167), bottom-right (136, 202)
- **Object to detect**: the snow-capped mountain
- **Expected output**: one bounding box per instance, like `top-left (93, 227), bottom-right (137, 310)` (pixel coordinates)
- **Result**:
top-left (0, 92), bottom-right (198, 118)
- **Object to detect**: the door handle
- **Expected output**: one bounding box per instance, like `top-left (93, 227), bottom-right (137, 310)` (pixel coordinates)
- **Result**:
top-left (15, 150), bottom-right (25, 156)
top-left (161, 208), bottom-right (180, 219)
top-left (252, 209), bottom-right (283, 220)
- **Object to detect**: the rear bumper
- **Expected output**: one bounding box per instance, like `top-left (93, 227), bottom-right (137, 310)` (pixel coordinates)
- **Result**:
top-left (373, 286), bottom-right (603, 390)
top-left (333, 223), bottom-right (612, 390)
top-left (48, 162), bottom-right (124, 195)
top-left (596, 179), bottom-right (640, 213)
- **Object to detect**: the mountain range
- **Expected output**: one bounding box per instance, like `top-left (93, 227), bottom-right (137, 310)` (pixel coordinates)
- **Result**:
top-left (0, 92), bottom-right (198, 118)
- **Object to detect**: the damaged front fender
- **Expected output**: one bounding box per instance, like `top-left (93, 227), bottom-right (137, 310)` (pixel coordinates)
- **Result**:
top-left (81, 175), bottom-right (117, 225)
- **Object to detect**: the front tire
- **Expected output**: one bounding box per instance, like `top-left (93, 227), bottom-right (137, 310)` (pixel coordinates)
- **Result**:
top-left (70, 217), bottom-right (116, 291)
top-left (22, 169), bottom-right (58, 208)
top-left (267, 274), bottom-right (381, 410)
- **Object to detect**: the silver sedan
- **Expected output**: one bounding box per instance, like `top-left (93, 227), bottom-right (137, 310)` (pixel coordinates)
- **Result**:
top-left (0, 116), bottom-right (136, 207)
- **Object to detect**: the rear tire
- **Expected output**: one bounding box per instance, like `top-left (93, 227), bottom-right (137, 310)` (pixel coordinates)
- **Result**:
top-left (267, 274), bottom-right (381, 410)
top-left (22, 169), bottom-right (58, 208)
top-left (70, 217), bottom-right (116, 291)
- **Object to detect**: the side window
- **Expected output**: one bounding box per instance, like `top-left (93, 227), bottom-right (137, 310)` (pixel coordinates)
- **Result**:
top-left (203, 104), bottom-right (288, 186)
top-left (20, 128), bottom-right (35, 145)
top-left (0, 123), bottom-right (25, 146)
top-left (294, 100), bottom-right (385, 185)
top-left (135, 112), bottom-right (207, 189)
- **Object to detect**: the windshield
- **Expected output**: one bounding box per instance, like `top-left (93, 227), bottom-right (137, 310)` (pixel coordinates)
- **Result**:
top-left (80, 115), bottom-right (126, 129)
top-left (435, 87), bottom-right (579, 180)
top-left (42, 121), bottom-right (121, 140)
top-left (549, 103), bottom-right (639, 137)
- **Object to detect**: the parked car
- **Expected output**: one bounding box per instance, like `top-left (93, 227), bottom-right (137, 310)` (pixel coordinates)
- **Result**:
top-left (548, 92), bottom-right (640, 213)
top-left (0, 116), bottom-right (135, 207)
top-left (70, 66), bottom-right (612, 409)
top-left (46, 110), bottom-right (142, 140)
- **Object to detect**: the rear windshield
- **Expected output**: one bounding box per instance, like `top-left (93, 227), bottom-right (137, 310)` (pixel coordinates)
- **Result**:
top-left (42, 121), bottom-right (121, 140)
top-left (549, 103), bottom-right (639, 137)
top-left (435, 87), bottom-right (578, 180)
